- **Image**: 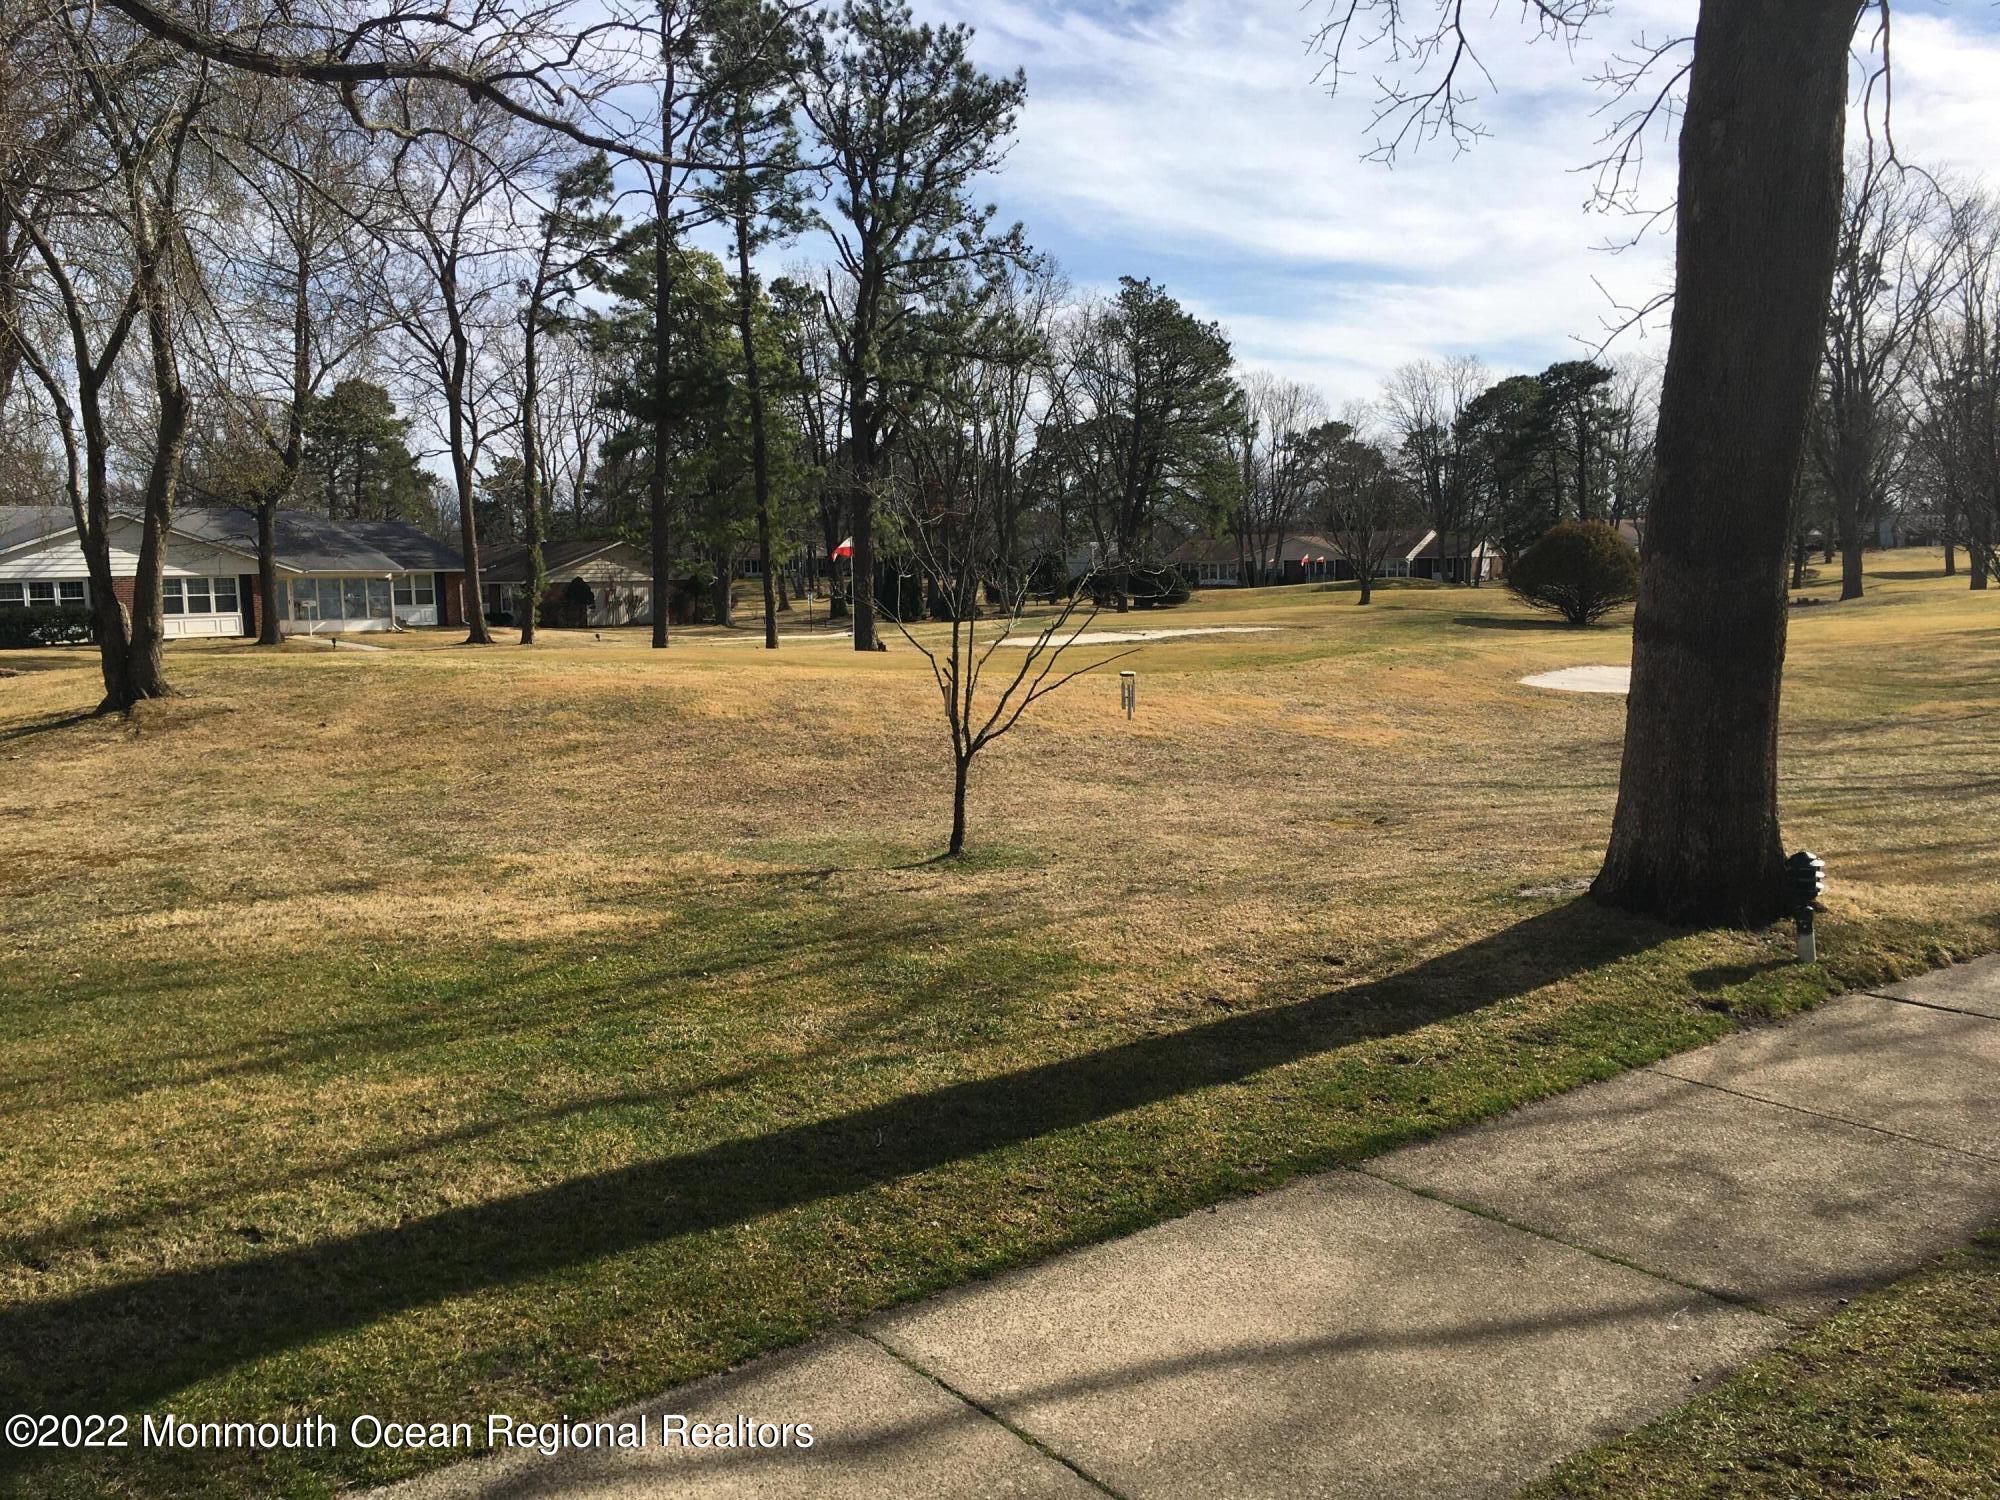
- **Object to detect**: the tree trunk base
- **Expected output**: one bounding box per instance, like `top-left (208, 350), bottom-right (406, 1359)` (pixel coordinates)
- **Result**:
top-left (97, 681), bottom-right (180, 716)
top-left (1589, 857), bottom-right (1789, 930)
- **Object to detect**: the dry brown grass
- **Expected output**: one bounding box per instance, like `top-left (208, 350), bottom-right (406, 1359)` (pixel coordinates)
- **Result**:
top-left (0, 551), bottom-right (1995, 1498)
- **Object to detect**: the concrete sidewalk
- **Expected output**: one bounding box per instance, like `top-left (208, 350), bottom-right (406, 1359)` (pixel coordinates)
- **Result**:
top-left (383, 958), bottom-right (2000, 1500)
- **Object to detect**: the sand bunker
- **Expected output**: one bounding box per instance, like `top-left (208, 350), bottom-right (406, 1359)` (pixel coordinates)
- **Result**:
top-left (1520, 665), bottom-right (1630, 694)
top-left (991, 626), bottom-right (1279, 646)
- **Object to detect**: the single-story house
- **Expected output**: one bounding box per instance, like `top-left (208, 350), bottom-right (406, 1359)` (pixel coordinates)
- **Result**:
top-left (0, 505), bottom-right (466, 638)
top-left (1164, 537), bottom-right (1247, 587)
top-left (1167, 529), bottom-right (1500, 587)
top-left (1406, 530), bottom-right (1503, 583)
top-left (481, 538), bottom-right (653, 628)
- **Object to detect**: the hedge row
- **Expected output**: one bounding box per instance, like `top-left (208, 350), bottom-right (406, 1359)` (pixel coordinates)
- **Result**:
top-left (0, 605), bottom-right (95, 649)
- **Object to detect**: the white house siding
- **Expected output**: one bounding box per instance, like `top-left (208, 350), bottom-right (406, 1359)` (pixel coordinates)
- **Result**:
top-left (2, 520), bottom-right (253, 637)
top-left (0, 518), bottom-right (248, 582)
top-left (549, 553), bottom-right (652, 627)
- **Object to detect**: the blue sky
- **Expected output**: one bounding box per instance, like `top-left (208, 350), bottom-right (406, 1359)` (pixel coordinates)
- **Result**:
top-left (868, 0), bottom-right (2000, 406)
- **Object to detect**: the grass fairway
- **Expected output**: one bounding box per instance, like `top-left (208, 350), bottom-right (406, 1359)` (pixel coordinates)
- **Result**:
top-left (1, 551), bottom-right (1995, 1497)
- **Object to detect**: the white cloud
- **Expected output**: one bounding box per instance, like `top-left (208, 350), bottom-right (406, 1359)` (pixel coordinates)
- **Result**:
top-left (890, 0), bottom-right (2000, 405)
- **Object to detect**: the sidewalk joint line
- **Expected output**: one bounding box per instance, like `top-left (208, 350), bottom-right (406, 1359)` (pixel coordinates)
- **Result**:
top-left (1350, 1165), bottom-right (1800, 1328)
top-left (855, 1327), bottom-right (1134, 1500)
top-left (1640, 1066), bottom-right (2000, 1167)
top-left (1861, 988), bottom-right (2000, 1023)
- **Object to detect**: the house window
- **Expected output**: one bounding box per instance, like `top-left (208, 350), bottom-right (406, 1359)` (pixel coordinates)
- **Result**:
top-left (0, 580), bottom-right (75, 607)
top-left (367, 579), bottom-right (391, 617)
top-left (410, 575), bottom-right (434, 606)
top-left (288, 580), bottom-right (319, 621)
top-left (342, 579), bottom-right (369, 619)
top-left (162, 577), bottom-right (239, 615)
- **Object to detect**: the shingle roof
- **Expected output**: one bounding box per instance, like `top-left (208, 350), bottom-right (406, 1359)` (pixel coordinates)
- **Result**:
top-left (0, 506), bottom-right (77, 554)
top-left (0, 504), bottom-right (461, 573)
top-left (1164, 537), bottom-right (1242, 566)
top-left (480, 536), bottom-right (638, 582)
top-left (173, 508), bottom-right (462, 573)
top-left (1409, 530), bottom-right (1496, 559)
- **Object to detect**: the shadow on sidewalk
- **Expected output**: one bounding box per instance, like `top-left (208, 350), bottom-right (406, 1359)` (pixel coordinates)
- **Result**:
top-left (0, 899), bottom-right (1667, 1419)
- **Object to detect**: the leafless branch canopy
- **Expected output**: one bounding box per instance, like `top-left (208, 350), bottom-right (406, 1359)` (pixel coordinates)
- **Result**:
top-left (1310, 0), bottom-right (1606, 162)
top-left (97, 0), bottom-right (685, 165)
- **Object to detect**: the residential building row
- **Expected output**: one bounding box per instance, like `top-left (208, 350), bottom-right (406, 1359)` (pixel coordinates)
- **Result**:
top-left (1165, 530), bottom-right (1503, 588)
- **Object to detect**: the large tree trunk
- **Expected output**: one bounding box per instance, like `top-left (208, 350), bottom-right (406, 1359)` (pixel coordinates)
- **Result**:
top-left (1945, 540), bottom-right (1957, 576)
top-left (730, 188), bottom-right (780, 653)
top-left (1839, 528), bottom-right (1864, 601)
top-left (649, 43), bottom-right (676, 652)
top-left (257, 501), bottom-right (281, 645)
top-left (111, 201), bottom-right (194, 709)
top-left (520, 276), bottom-right (546, 648)
top-left (457, 486), bottom-right (492, 643)
top-left (1593, 0), bottom-right (1855, 927)
top-left (849, 436), bottom-right (876, 650)
top-left (116, 390), bottom-right (188, 707)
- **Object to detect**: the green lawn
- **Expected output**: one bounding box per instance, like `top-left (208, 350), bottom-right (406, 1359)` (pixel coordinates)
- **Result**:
top-left (0, 553), bottom-right (1995, 1496)
top-left (1528, 1227), bottom-right (2000, 1498)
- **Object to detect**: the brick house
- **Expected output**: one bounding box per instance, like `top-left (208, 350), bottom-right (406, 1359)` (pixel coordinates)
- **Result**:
top-left (0, 505), bottom-right (466, 638)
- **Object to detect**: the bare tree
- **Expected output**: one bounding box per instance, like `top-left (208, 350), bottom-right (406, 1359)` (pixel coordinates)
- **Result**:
top-left (1603, 353), bottom-right (1659, 534)
top-left (376, 84), bottom-right (550, 643)
top-left (1234, 372), bottom-right (1326, 586)
top-left (1913, 197), bottom-right (2000, 590)
top-left (1381, 355), bottom-right (1483, 582)
top-left (886, 367), bottom-right (1133, 857)
top-left (537, 328), bottom-right (615, 535)
top-left (1807, 156), bottom-right (1957, 601)
top-left (1310, 408), bottom-right (1418, 605)
top-left (515, 152), bottom-right (616, 644)
top-left (2, 5), bottom-right (213, 709)
top-left (95, 0), bottom-right (675, 164)
top-left (196, 81), bottom-right (380, 643)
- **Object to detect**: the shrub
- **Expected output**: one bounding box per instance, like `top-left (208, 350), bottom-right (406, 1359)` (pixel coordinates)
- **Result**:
top-left (1506, 521), bottom-right (1640, 626)
top-left (0, 605), bottom-right (95, 649)
top-left (1089, 564), bottom-right (1192, 609)
top-left (559, 576), bottom-right (594, 628)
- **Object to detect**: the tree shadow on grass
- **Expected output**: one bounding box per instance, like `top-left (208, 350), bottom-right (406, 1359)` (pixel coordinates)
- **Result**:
top-left (1450, 614), bottom-right (1594, 632)
top-left (1687, 957), bottom-right (1793, 995)
top-left (0, 898), bottom-right (1669, 1420)
top-left (0, 710), bottom-right (98, 742)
